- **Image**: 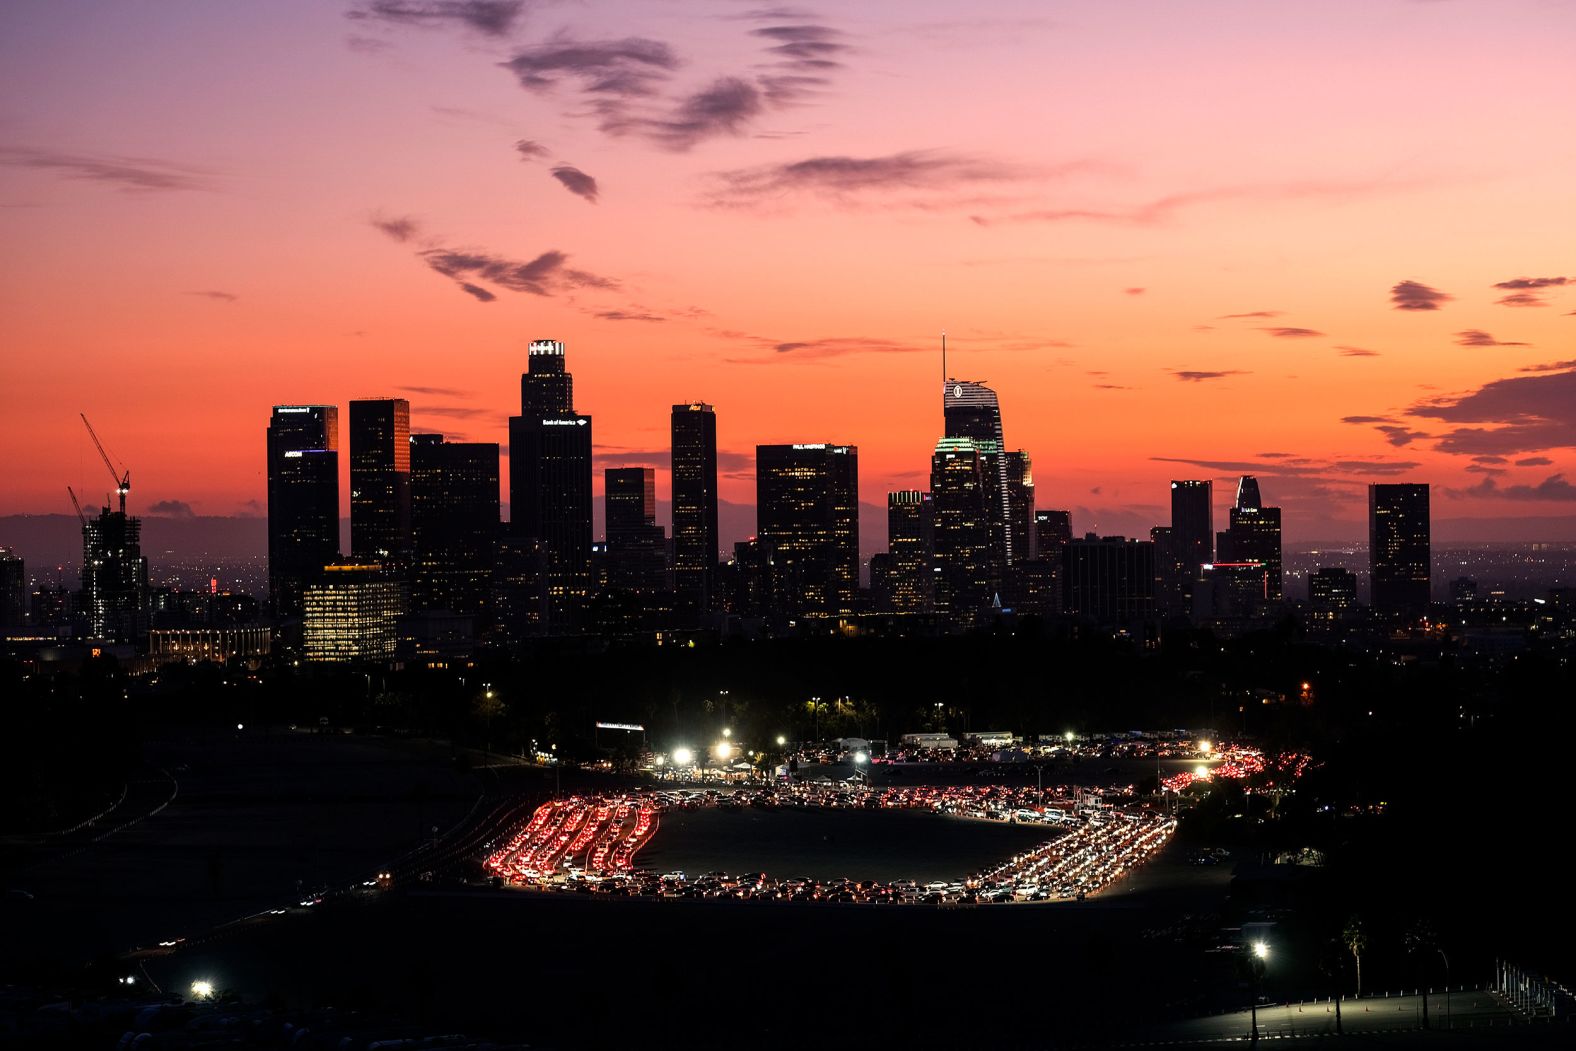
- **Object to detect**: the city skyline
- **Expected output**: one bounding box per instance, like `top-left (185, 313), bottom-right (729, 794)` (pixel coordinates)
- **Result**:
top-left (4, 2), bottom-right (1576, 541)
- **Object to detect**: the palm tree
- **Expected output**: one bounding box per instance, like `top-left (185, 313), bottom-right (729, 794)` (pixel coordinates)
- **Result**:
top-left (1343, 916), bottom-right (1368, 999)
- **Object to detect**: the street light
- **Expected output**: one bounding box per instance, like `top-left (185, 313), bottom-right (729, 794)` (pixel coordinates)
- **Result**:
top-left (1198, 739), bottom-right (1212, 754)
top-left (1249, 942), bottom-right (1270, 1044)
top-left (853, 750), bottom-right (871, 785)
top-left (775, 734), bottom-right (787, 747)
top-left (722, 727), bottom-right (732, 738)
top-left (672, 747), bottom-right (694, 768)
top-left (191, 979), bottom-right (215, 1000)
top-left (715, 741), bottom-right (734, 761)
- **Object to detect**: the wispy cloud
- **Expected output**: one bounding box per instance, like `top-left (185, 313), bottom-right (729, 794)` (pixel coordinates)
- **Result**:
top-left (148, 499), bottom-right (195, 517)
top-left (550, 165), bottom-right (599, 202)
top-left (611, 77), bottom-right (764, 150)
top-left (1391, 279), bottom-right (1452, 311)
top-left (1496, 292), bottom-right (1547, 308)
top-left (1408, 365), bottom-right (1576, 456)
top-left (369, 212), bottom-right (616, 301)
top-left (706, 149), bottom-right (1037, 208)
top-left (346, 1), bottom-right (527, 37)
top-left (1171, 369), bottom-right (1247, 382)
top-left (1218, 310), bottom-right (1281, 319)
top-left (1455, 329), bottom-right (1527, 347)
top-left (971, 177), bottom-right (1416, 227)
top-left (1337, 346), bottom-right (1380, 357)
top-left (595, 309), bottom-right (664, 322)
top-left (1261, 326), bottom-right (1324, 338)
top-left (185, 290), bottom-right (237, 302)
top-left (1, 147), bottom-right (214, 193)
top-left (1449, 474), bottom-right (1576, 502)
top-left (371, 213), bottom-right (421, 242)
top-left (1493, 276), bottom-right (1568, 290)
top-left (514, 138), bottom-right (550, 160)
top-left (399, 384), bottom-right (473, 397)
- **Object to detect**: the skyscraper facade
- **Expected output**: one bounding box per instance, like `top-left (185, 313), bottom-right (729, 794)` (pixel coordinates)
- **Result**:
top-left (302, 563), bottom-right (404, 662)
top-left (1369, 483), bottom-right (1431, 613)
top-left (1162, 480), bottom-right (1213, 616)
top-left (508, 340), bottom-right (593, 624)
top-left (1216, 475), bottom-right (1283, 602)
top-left (349, 398), bottom-right (411, 561)
top-left (1004, 450), bottom-right (1035, 566)
top-left (80, 502), bottom-right (149, 643)
top-left (671, 402), bottom-right (719, 612)
top-left (1063, 535), bottom-right (1156, 624)
top-left (267, 405), bottom-right (339, 618)
top-left (605, 466), bottom-right (667, 595)
top-left (410, 433), bottom-right (499, 617)
top-left (943, 380), bottom-right (1012, 578)
top-left (0, 548), bottom-right (23, 631)
top-left (755, 443), bottom-right (859, 618)
top-left (885, 490), bottom-right (933, 613)
top-left (930, 437), bottom-right (994, 621)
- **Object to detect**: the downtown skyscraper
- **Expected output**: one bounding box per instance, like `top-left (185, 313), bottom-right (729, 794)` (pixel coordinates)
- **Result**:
top-left (930, 437), bottom-right (994, 621)
top-left (267, 405), bottom-right (339, 618)
top-left (508, 340), bottom-right (593, 624)
top-left (1369, 483), bottom-right (1431, 614)
top-left (410, 433), bottom-right (499, 617)
top-left (1215, 475), bottom-right (1282, 602)
top-left (755, 443), bottom-right (859, 619)
top-left (671, 402), bottom-right (719, 612)
top-left (943, 379), bottom-right (1012, 581)
top-left (350, 398), bottom-right (411, 561)
top-left (884, 490), bottom-right (933, 613)
top-left (605, 466), bottom-right (667, 595)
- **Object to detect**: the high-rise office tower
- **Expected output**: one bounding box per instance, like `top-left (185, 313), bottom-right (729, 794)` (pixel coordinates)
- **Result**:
top-left (1034, 510), bottom-right (1073, 562)
top-left (755, 443), bottom-right (859, 618)
top-left (350, 398), bottom-right (411, 561)
top-left (80, 501), bottom-right (149, 642)
top-left (930, 438), bottom-right (994, 621)
top-left (410, 433), bottom-right (499, 616)
top-left (1004, 450), bottom-right (1035, 565)
top-left (267, 405), bottom-right (339, 618)
top-left (885, 490), bottom-right (933, 613)
top-left (943, 380), bottom-right (1013, 576)
top-left (1063, 534), bottom-right (1156, 624)
top-left (1026, 509), bottom-right (1073, 614)
top-left (1369, 483), bottom-right (1430, 613)
top-left (671, 402), bottom-right (719, 612)
top-left (508, 340), bottom-right (593, 624)
top-left (0, 548), bottom-right (23, 631)
top-left (302, 563), bottom-right (404, 662)
top-left (1308, 567), bottom-right (1358, 612)
top-left (1216, 475), bottom-right (1283, 602)
top-left (1161, 479), bottom-right (1213, 615)
top-left (605, 466), bottom-right (667, 594)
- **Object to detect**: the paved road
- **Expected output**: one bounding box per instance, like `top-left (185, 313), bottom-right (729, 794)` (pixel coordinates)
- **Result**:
top-left (1127, 990), bottom-right (1521, 1044)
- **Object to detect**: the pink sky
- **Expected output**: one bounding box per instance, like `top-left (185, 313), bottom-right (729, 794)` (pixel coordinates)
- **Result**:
top-left (3, 0), bottom-right (1575, 544)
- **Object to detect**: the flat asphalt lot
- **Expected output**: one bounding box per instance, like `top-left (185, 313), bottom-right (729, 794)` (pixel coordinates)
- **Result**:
top-left (0, 729), bottom-right (479, 977)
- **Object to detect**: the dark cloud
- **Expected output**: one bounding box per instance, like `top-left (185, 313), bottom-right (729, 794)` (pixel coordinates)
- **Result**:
top-left (1455, 329), bottom-right (1527, 347)
top-left (1517, 456), bottom-right (1554, 467)
top-left (1, 147), bottom-right (212, 193)
top-left (1496, 293), bottom-right (1546, 308)
top-left (1375, 424), bottom-right (1430, 447)
top-left (399, 385), bottom-right (473, 397)
top-left (415, 405), bottom-right (491, 418)
top-left (707, 150), bottom-right (1028, 206)
top-left (1218, 310), bottom-right (1281, 319)
top-left (148, 499), bottom-right (194, 517)
top-left (458, 282), bottom-right (497, 302)
top-left (371, 213), bottom-right (421, 242)
top-left (616, 77), bottom-right (764, 150)
top-left (1261, 326), bottom-right (1324, 338)
top-left (514, 139), bottom-right (550, 160)
top-left (1493, 276), bottom-right (1568, 290)
top-left (420, 247), bottom-right (616, 298)
top-left (185, 290), bottom-right (237, 302)
top-left (595, 310), bottom-right (664, 322)
top-left (1337, 346), bottom-right (1380, 357)
top-left (345, 35), bottom-right (393, 54)
top-left (1408, 366), bottom-right (1576, 456)
top-left (1329, 460), bottom-right (1421, 476)
top-left (1472, 455), bottom-right (1509, 465)
top-left (1341, 415), bottom-right (1394, 425)
top-left (1171, 370), bottom-right (1246, 382)
top-left (750, 20), bottom-right (848, 105)
top-left (1465, 465), bottom-right (1505, 476)
top-left (771, 337), bottom-right (924, 358)
top-left (550, 165), bottom-right (599, 202)
top-left (1450, 474), bottom-right (1576, 502)
top-left (1094, 384), bottom-right (1133, 390)
top-left (1391, 280), bottom-right (1451, 311)
top-left (500, 36), bottom-right (679, 114)
top-left (346, 1), bottom-right (526, 37)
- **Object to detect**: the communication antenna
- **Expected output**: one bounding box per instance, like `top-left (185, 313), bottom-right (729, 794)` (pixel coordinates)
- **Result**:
top-left (941, 331), bottom-right (947, 387)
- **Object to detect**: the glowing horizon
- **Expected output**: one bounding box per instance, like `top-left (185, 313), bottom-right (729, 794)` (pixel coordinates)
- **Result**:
top-left (4, 0), bottom-right (1575, 545)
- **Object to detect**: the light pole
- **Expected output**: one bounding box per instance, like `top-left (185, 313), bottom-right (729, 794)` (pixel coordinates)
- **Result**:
top-left (853, 749), bottom-right (871, 787)
top-left (1250, 941), bottom-right (1269, 1044)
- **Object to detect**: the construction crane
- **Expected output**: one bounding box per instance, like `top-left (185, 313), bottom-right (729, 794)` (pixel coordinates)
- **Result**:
top-left (66, 485), bottom-right (87, 526)
top-left (80, 413), bottom-right (130, 515)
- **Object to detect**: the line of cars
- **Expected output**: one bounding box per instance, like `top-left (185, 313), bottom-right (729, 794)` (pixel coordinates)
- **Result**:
top-left (484, 796), bottom-right (660, 883)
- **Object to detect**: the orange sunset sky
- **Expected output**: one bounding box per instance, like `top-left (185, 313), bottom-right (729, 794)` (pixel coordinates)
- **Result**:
top-left (3, 0), bottom-right (1575, 546)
